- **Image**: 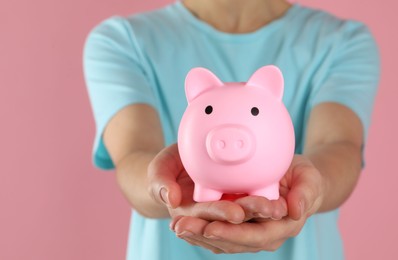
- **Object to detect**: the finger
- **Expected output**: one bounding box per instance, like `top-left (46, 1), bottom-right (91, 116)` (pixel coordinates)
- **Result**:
top-left (186, 235), bottom-right (261, 254)
top-left (172, 217), bottom-right (224, 254)
top-left (186, 200), bottom-right (245, 224)
top-left (183, 237), bottom-right (224, 254)
top-left (174, 217), bottom-right (259, 254)
top-left (234, 196), bottom-right (273, 220)
top-left (173, 216), bottom-right (208, 235)
top-left (147, 144), bottom-right (183, 208)
top-left (234, 196), bottom-right (288, 221)
top-left (203, 218), bottom-right (306, 249)
top-left (172, 193), bottom-right (246, 223)
top-left (175, 217), bottom-right (293, 253)
top-left (286, 161), bottom-right (324, 220)
top-left (172, 214), bottom-right (270, 239)
top-left (270, 198), bottom-right (288, 220)
top-left (203, 221), bottom-right (269, 249)
top-left (172, 200), bottom-right (245, 224)
top-left (169, 215), bottom-right (184, 232)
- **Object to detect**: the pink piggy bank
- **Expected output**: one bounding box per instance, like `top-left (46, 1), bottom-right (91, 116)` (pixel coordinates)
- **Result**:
top-left (178, 65), bottom-right (295, 202)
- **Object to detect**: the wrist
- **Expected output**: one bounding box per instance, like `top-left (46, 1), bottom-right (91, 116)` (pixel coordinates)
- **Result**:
top-left (304, 141), bottom-right (362, 213)
top-left (303, 155), bottom-right (328, 217)
top-left (310, 163), bottom-right (329, 216)
top-left (115, 151), bottom-right (170, 218)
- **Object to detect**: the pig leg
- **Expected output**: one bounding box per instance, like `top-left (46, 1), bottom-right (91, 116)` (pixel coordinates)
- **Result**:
top-left (193, 184), bottom-right (223, 202)
top-left (250, 183), bottom-right (280, 200)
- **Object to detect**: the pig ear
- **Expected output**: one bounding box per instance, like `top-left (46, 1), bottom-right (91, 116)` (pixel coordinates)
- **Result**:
top-left (246, 65), bottom-right (284, 100)
top-left (185, 67), bottom-right (223, 103)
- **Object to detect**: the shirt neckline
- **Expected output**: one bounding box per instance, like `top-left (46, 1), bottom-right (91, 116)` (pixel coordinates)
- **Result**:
top-left (173, 0), bottom-right (299, 42)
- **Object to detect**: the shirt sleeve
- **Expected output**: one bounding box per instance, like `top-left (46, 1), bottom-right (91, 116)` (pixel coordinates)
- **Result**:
top-left (83, 16), bottom-right (157, 170)
top-left (310, 22), bottom-right (381, 140)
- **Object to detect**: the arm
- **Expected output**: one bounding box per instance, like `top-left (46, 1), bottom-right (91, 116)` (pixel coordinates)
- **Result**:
top-left (278, 101), bottom-right (363, 220)
top-left (104, 104), bottom-right (247, 222)
top-left (303, 102), bottom-right (363, 213)
top-left (103, 104), bottom-right (168, 218)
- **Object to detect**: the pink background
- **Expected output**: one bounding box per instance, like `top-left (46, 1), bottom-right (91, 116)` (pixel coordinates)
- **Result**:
top-left (1, 0), bottom-right (396, 259)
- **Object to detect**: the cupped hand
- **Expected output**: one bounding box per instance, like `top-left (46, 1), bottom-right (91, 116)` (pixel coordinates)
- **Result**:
top-left (171, 155), bottom-right (326, 254)
top-left (147, 143), bottom-right (247, 224)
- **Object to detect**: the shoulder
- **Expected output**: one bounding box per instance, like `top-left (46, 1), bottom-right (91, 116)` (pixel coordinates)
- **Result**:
top-left (83, 16), bottom-right (137, 59)
top-left (286, 4), bottom-right (379, 69)
top-left (291, 5), bottom-right (377, 45)
top-left (84, 3), bottom-right (185, 54)
top-left (85, 16), bottom-right (133, 47)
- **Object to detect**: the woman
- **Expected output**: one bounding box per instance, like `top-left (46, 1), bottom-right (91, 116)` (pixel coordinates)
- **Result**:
top-left (84, 0), bottom-right (380, 259)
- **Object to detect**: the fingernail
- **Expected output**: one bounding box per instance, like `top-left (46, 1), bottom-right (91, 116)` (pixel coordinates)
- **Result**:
top-left (270, 216), bottom-right (282, 220)
top-left (204, 234), bottom-right (220, 240)
top-left (253, 212), bottom-right (267, 218)
top-left (271, 208), bottom-right (284, 220)
top-left (160, 187), bottom-right (169, 206)
top-left (300, 200), bottom-right (305, 218)
top-left (177, 231), bottom-right (194, 238)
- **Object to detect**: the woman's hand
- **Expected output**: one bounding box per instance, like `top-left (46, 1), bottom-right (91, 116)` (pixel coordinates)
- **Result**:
top-left (147, 143), bottom-right (288, 227)
top-left (147, 143), bottom-right (246, 224)
top-left (170, 155), bottom-right (326, 254)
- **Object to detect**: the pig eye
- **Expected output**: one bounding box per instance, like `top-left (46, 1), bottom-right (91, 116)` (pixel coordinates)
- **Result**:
top-left (205, 105), bottom-right (213, 115)
top-left (251, 107), bottom-right (259, 116)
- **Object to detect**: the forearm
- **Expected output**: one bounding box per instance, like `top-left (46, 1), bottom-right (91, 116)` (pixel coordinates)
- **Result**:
top-left (304, 141), bottom-right (362, 212)
top-left (115, 151), bottom-right (170, 219)
top-left (102, 104), bottom-right (168, 218)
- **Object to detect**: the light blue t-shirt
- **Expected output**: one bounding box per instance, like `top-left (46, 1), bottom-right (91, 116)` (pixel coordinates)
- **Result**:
top-left (83, 2), bottom-right (380, 259)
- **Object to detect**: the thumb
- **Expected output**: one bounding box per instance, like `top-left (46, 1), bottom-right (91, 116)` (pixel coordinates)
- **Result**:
top-left (286, 159), bottom-right (324, 220)
top-left (147, 143), bottom-right (183, 208)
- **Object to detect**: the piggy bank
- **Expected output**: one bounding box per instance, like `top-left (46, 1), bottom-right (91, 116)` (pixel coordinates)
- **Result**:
top-left (178, 65), bottom-right (295, 202)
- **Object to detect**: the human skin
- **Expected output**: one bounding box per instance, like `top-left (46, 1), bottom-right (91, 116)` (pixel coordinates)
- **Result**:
top-left (105, 102), bottom-right (362, 253)
top-left (103, 0), bottom-right (364, 254)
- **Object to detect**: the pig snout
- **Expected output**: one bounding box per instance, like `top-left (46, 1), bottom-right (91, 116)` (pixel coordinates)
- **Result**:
top-left (206, 125), bottom-right (255, 164)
